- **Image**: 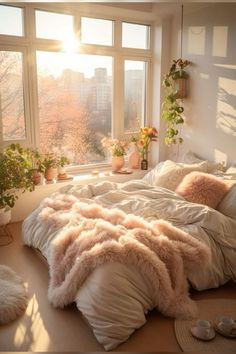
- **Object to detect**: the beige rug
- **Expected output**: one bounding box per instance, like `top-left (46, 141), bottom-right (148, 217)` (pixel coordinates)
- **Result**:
top-left (0, 265), bottom-right (28, 325)
top-left (175, 298), bottom-right (236, 352)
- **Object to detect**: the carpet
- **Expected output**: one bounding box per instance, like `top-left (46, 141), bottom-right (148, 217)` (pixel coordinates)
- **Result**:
top-left (0, 265), bottom-right (28, 325)
top-left (175, 298), bottom-right (236, 352)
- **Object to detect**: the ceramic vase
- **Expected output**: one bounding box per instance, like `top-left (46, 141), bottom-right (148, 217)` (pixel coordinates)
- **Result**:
top-left (128, 144), bottom-right (140, 169)
top-left (111, 156), bottom-right (125, 172)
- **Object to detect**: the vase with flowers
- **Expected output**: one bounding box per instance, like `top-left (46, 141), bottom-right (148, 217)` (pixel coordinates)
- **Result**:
top-left (132, 127), bottom-right (158, 170)
top-left (101, 137), bottom-right (129, 171)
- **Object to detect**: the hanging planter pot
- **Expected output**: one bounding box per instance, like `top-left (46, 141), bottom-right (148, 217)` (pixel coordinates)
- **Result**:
top-left (174, 77), bottom-right (188, 99)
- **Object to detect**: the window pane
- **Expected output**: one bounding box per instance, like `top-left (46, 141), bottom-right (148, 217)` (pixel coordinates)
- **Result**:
top-left (0, 51), bottom-right (26, 141)
top-left (124, 60), bottom-right (147, 132)
top-left (36, 51), bottom-right (112, 165)
top-left (35, 10), bottom-right (74, 40)
top-left (81, 17), bottom-right (113, 46)
top-left (0, 5), bottom-right (23, 36)
top-left (122, 22), bottom-right (150, 49)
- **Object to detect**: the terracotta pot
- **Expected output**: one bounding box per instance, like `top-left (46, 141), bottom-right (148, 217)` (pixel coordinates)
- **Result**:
top-left (0, 207), bottom-right (11, 226)
top-left (31, 169), bottom-right (41, 185)
top-left (111, 156), bottom-right (125, 171)
top-left (44, 167), bottom-right (57, 181)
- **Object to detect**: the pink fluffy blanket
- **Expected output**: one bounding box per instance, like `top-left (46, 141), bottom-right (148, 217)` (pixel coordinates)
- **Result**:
top-left (39, 193), bottom-right (211, 320)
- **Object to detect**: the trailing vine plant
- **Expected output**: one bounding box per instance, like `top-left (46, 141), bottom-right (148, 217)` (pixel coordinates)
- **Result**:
top-left (161, 58), bottom-right (190, 145)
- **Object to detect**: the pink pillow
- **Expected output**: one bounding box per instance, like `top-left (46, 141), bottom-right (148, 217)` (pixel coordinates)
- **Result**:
top-left (175, 171), bottom-right (230, 208)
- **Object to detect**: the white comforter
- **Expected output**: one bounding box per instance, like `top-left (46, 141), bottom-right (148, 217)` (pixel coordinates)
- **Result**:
top-left (22, 180), bottom-right (236, 350)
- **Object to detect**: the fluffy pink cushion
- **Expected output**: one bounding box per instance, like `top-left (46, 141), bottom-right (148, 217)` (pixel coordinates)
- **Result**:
top-left (175, 172), bottom-right (230, 208)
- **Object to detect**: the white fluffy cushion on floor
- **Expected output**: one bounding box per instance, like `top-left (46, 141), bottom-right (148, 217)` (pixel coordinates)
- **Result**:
top-left (0, 265), bottom-right (28, 324)
top-left (154, 160), bottom-right (208, 191)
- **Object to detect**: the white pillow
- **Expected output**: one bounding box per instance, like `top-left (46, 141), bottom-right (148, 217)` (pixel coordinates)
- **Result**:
top-left (226, 165), bottom-right (236, 176)
top-left (154, 160), bottom-right (208, 191)
top-left (182, 151), bottom-right (225, 173)
top-left (217, 183), bottom-right (236, 219)
top-left (181, 150), bottom-right (205, 164)
top-left (142, 161), bottom-right (164, 185)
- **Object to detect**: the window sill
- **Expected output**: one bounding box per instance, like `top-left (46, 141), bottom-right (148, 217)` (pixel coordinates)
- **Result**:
top-left (39, 168), bottom-right (148, 187)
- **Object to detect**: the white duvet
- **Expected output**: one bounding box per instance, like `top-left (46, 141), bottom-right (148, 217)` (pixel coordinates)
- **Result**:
top-left (22, 179), bottom-right (236, 350)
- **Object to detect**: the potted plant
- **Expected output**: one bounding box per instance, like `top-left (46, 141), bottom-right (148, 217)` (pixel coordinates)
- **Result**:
top-left (0, 144), bottom-right (34, 225)
top-left (41, 152), bottom-right (59, 182)
top-left (26, 149), bottom-right (44, 185)
top-left (101, 137), bottom-right (129, 171)
top-left (57, 155), bottom-right (70, 180)
top-left (162, 58), bottom-right (190, 145)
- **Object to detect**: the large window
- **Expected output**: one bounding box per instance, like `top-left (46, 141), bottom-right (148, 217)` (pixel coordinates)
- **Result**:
top-left (0, 4), bottom-right (152, 168)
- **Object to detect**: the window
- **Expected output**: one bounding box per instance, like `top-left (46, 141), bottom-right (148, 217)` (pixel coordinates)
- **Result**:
top-left (122, 22), bottom-right (150, 49)
top-left (0, 5), bottom-right (23, 37)
top-left (35, 10), bottom-right (74, 40)
top-left (124, 60), bottom-right (147, 132)
top-left (1, 4), bottom-right (152, 168)
top-left (36, 51), bottom-right (112, 164)
top-left (81, 17), bottom-right (113, 46)
top-left (0, 51), bottom-right (26, 141)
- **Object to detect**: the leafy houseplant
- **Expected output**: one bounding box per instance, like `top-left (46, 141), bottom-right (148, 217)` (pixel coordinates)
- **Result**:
top-left (162, 58), bottom-right (190, 145)
top-left (0, 144), bottom-right (34, 224)
top-left (26, 149), bottom-right (44, 185)
top-left (41, 152), bottom-right (59, 182)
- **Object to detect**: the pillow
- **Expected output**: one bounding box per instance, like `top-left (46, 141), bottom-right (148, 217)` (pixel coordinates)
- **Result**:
top-left (226, 165), bottom-right (236, 176)
top-left (175, 171), bottom-right (230, 209)
top-left (154, 160), bottom-right (208, 191)
top-left (182, 151), bottom-right (225, 173)
top-left (142, 161), bottom-right (164, 185)
top-left (217, 183), bottom-right (236, 219)
top-left (181, 150), bottom-right (205, 164)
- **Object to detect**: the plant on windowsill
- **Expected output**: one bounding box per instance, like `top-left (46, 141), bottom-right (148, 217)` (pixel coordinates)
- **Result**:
top-left (57, 156), bottom-right (70, 180)
top-left (41, 152), bottom-right (59, 182)
top-left (101, 137), bottom-right (129, 172)
top-left (0, 144), bottom-right (35, 225)
top-left (26, 149), bottom-right (45, 185)
top-left (162, 58), bottom-right (190, 145)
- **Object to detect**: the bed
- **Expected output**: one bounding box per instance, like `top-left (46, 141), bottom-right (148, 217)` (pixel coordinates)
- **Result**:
top-left (22, 154), bottom-right (236, 350)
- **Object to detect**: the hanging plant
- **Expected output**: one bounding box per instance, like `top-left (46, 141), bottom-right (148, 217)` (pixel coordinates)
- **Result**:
top-left (161, 58), bottom-right (190, 145)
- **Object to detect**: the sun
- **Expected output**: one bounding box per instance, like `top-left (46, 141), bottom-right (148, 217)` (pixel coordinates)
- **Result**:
top-left (62, 34), bottom-right (80, 53)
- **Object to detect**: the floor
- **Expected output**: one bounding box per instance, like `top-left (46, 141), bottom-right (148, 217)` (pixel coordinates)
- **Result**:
top-left (0, 222), bottom-right (236, 352)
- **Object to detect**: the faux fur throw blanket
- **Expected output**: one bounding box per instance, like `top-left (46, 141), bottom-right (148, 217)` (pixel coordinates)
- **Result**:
top-left (39, 193), bottom-right (211, 320)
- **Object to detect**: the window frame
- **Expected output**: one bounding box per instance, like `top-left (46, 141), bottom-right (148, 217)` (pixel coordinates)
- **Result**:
top-left (0, 3), bottom-right (153, 171)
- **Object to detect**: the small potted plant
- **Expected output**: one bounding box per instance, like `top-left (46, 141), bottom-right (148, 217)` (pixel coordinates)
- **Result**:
top-left (57, 155), bottom-right (70, 180)
top-left (101, 137), bottom-right (129, 171)
top-left (41, 152), bottom-right (59, 182)
top-left (0, 144), bottom-right (34, 225)
top-left (26, 149), bottom-right (44, 185)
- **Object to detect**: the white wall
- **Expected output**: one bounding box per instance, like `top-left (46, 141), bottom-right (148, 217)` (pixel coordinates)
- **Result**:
top-left (180, 3), bottom-right (236, 166)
